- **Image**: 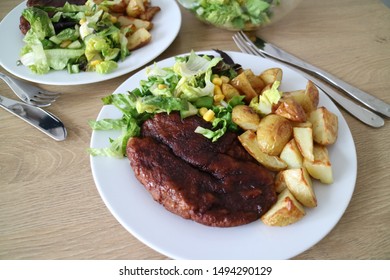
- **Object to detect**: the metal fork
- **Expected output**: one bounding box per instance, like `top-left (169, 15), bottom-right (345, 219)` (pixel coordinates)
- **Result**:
top-left (232, 32), bottom-right (385, 128)
top-left (0, 72), bottom-right (61, 107)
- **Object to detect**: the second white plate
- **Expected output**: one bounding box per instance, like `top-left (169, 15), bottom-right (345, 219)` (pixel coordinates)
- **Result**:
top-left (0, 0), bottom-right (181, 85)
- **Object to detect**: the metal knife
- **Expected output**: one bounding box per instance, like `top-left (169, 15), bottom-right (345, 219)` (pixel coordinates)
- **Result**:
top-left (0, 94), bottom-right (67, 141)
top-left (253, 36), bottom-right (390, 118)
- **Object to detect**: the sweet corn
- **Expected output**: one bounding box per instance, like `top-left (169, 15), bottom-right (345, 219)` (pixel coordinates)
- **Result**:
top-left (212, 77), bottom-right (223, 86)
top-left (79, 19), bottom-right (86, 25)
top-left (90, 60), bottom-right (102, 67)
top-left (198, 107), bottom-right (208, 116)
top-left (158, 84), bottom-right (167, 90)
top-left (110, 15), bottom-right (118, 23)
top-left (203, 110), bottom-right (215, 122)
top-left (214, 94), bottom-right (225, 103)
top-left (60, 40), bottom-right (72, 48)
top-left (213, 84), bottom-right (222, 96)
top-left (221, 75), bottom-right (230, 84)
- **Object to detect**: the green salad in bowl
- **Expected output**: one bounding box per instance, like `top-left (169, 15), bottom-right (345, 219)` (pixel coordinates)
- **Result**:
top-left (178, 0), bottom-right (302, 31)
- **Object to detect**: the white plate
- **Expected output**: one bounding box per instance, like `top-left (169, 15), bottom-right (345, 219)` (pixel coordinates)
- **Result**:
top-left (0, 0), bottom-right (181, 85)
top-left (90, 51), bottom-right (357, 260)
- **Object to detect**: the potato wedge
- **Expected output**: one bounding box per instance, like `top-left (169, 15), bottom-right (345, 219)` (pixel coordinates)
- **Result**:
top-left (283, 80), bottom-right (319, 113)
top-left (232, 105), bottom-right (261, 131)
top-left (274, 171), bottom-right (287, 193)
top-left (280, 139), bottom-right (303, 169)
top-left (259, 67), bottom-right (283, 86)
top-left (303, 144), bottom-right (333, 184)
top-left (305, 80), bottom-right (319, 112)
top-left (243, 69), bottom-right (265, 94)
top-left (275, 97), bottom-right (307, 122)
top-left (257, 114), bottom-right (292, 156)
top-left (293, 126), bottom-right (314, 161)
top-left (261, 188), bottom-right (305, 226)
top-left (221, 83), bottom-right (240, 100)
top-left (230, 71), bottom-right (258, 103)
top-left (308, 106), bottom-right (338, 145)
top-left (127, 27), bottom-right (152, 50)
top-left (126, 0), bottom-right (146, 18)
top-left (117, 16), bottom-right (153, 30)
top-left (238, 130), bottom-right (287, 172)
top-left (283, 167), bottom-right (317, 208)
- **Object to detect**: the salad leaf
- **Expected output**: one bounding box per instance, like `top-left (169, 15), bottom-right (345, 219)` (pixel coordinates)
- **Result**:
top-left (249, 80), bottom-right (282, 115)
top-left (22, 7), bottom-right (55, 40)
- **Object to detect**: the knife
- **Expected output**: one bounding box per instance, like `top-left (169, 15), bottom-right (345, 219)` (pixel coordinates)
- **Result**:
top-left (253, 35), bottom-right (390, 118)
top-left (0, 94), bottom-right (67, 141)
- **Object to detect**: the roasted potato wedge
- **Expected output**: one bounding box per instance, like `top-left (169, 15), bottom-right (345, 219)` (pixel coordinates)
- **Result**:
top-left (230, 71), bottom-right (258, 103)
top-left (293, 126), bottom-right (314, 161)
top-left (238, 130), bottom-right (287, 172)
top-left (280, 139), bottom-right (303, 169)
top-left (283, 167), bottom-right (317, 208)
top-left (275, 97), bottom-right (307, 122)
top-left (127, 27), bottom-right (152, 50)
top-left (283, 80), bottom-right (319, 113)
top-left (117, 15), bottom-right (153, 30)
top-left (259, 67), bottom-right (283, 86)
top-left (221, 83), bottom-right (240, 101)
top-left (243, 69), bottom-right (265, 94)
top-left (261, 188), bottom-right (305, 226)
top-left (308, 106), bottom-right (338, 145)
top-left (274, 171), bottom-right (287, 193)
top-left (257, 114), bottom-right (292, 156)
top-left (303, 144), bottom-right (333, 184)
top-left (126, 0), bottom-right (146, 18)
top-left (232, 105), bottom-right (261, 131)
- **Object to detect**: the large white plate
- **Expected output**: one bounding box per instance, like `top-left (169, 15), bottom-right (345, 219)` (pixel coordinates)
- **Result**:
top-left (90, 51), bottom-right (357, 260)
top-left (0, 0), bottom-right (181, 85)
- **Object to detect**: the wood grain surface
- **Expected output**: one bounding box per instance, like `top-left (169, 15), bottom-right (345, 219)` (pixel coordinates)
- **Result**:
top-left (1, 0), bottom-right (389, 260)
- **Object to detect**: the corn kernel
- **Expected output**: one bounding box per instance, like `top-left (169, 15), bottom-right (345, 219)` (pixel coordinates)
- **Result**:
top-left (110, 15), bottom-right (118, 23)
top-left (79, 19), bottom-right (86, 25)
top-left (90, 60), bottom-right (102, 67)
top-left (203, 110), bottom-right (215, 122)
top-left (213, 84), bottom-right (222, 96)
top-left (221, 75), bottom-right (230, 84)
top-left (60, 40), bottom-right (72, 48)
top-left (214, 94), bottom-right (225, 103)
top-left (198, 107), bottom-right (208, 116)
top-left (158, 84), bottom-right (167, 90)
top-left (212, 77), bottom-right (223, 86)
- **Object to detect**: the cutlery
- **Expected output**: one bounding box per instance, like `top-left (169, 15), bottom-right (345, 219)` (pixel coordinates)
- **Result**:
top-left (233, 32), bottom-right (385, 128)
top-left (237, 31), bottom-right (390, 118)
top-left (0, 94), bottom-right (67, 141)
top-left (0, 72), bottom-right (61, 107)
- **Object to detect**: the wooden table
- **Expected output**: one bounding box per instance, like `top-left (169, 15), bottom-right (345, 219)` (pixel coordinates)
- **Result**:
top-left (1, 0), bottom-right (389, 260)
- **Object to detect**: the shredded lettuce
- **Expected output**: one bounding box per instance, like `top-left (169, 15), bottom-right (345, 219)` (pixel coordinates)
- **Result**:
top-left (250, 80), bottom-right (282, 115)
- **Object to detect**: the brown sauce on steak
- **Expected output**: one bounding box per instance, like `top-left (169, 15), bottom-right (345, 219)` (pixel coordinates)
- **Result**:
top-left (126, 113), bottom-right (277, 227)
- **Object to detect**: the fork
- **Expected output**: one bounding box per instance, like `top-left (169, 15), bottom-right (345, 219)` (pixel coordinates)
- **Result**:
top-left (232, 32), bottom-right (385, 128)
top-left (0, 72), bottom-right (61, 107)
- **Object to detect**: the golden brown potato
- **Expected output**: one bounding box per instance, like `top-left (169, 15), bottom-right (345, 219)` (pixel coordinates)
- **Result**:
top-left (283, 167), bottom-right (317, 208)
top-left (274, 171), bottom-right (287, 193)
top-left (280, 139), bottom-right (303, 169)
top-left (305, 80), bottom-right (319, 112)
top-left (243, 69), bottom-right (265, 94)
top-left (275, 97), bottom-right (307, 122)
top-left (283, 80), bottom-right (319, 113)
top-left (232, 105), bottom-right (261, 131)
top-left (126, 0), bottom-right (146, 18)
top-left (256, 114), bottom-right (293, 156)
top-left (230, 71), bottom-right (258, 103)
top-left (290, 121), bottom-right (313, 128)
top-left (238, 130), bottom-right (287, 172)
top-left (259, 67), bottom-right (283, 86)
top-left (139, 6), bottom-right (161, 21)
top-left (308, 106), bottom-right (338, 145)
top-left (127, 28), bottom-right (152, 50)
top-left (117, 16), bottom-right (153, 30)
top-left (293, 126), bottom-right (314, 161)
top-left (303, 144), bottom-right (333, 184)
top-left (261, 188), bottom-right (305, 226)
top-left (221, 83), bottom-right (240, 101)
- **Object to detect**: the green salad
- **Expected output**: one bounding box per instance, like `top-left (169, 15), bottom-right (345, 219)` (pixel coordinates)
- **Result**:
top-left (19, 0), bottom-right (130, 74)
top-left (89, 51), bottom-right (283, 157)
top-left (186, 0), bottom-right (280, 30)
